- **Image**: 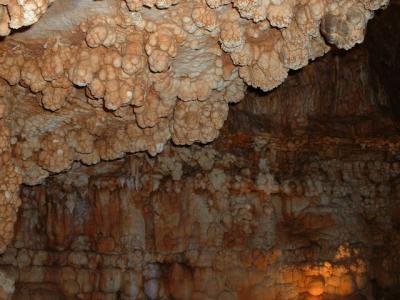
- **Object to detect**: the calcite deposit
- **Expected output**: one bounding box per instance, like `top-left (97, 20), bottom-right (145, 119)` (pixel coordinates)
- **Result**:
top-left (2, 59), bottom-right (400, 298)
top-left (0, 81), bottom-right (22, 255)
top-left (0, 0), bottom-right (390, 254)
top-left (0, 0), bottom-right (398, 299)
top-left (0, 0), bottom-right (54, 36)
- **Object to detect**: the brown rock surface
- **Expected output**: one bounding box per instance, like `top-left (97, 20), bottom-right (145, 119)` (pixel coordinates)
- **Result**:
top-left (0, 1), bottom-right (399, 299)
top-left (1, 9), bottom-right (400, 295)
top-left (0, 0), bottom-right (392, 253)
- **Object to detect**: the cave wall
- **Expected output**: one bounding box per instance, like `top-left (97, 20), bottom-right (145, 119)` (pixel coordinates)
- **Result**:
top-left (1, 14), bottom-right (400, 297)
top-left (0, 0), bottom-right (394, 283)
top-left (3, 137), bottom-right (400, 300)
top-left (0, 3), bottom-right (399, 300)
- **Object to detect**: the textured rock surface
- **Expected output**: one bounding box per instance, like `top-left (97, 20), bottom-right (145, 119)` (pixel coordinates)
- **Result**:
top-left (3, 115), bottom-right (400, 299)
top-left (0, 0), bottom-right (390, 253)
top-left (0, 0), bottom-right (54, 36)
top-left (0, 81), bottom-right (22, 256)
top-left (0, 0), bottom-right (398, 299)
top-left (1, 8), bottom-right (400, 297)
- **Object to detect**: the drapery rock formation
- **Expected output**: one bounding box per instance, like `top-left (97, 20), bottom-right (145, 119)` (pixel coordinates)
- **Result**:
top-left (0, 0), bottom-right (398, 299)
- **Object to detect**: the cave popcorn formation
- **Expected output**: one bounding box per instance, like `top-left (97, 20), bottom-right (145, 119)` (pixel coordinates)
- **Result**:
top-left (0, 0), bottom-right (55, 36)
top-left (0, 82), bottom-right (22, 255)
top-left (0, 0), bottom-right (391, 291)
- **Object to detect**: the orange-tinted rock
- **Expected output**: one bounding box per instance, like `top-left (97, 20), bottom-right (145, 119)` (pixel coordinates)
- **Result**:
top-left (307, 276), bottom-right (325, 296)
top-left (0, 6), bottom-right (399, 300)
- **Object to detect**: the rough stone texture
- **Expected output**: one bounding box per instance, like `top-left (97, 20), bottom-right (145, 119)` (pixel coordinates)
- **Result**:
top-left (1, 8), bottom-right (400, 296)
top-left (3, 118), bottom-right (400, 300)
top-left (0, 1), bottom-right (398, 299)
top-left (0, 0), bottom-right (54, 36)
top-left (0, 80), bottom-right (22, 255)
top-left (0, 0), bottom-right (390, 254)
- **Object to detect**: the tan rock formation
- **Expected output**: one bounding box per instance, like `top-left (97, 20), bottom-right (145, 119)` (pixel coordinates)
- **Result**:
top-left (0, 80), bottom-right (22, 255)
top-left (0, 0), bottom-right (388, 178)
top-left (0, 0), bottom-right (54, 36)
top-left (0, 0), bottom-right (397, 299)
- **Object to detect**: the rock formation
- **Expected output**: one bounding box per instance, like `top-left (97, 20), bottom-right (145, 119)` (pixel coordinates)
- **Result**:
top-left (2, 43), bottom-right (400, 297)
top-left (0, 0), bottom-right (398, 299)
